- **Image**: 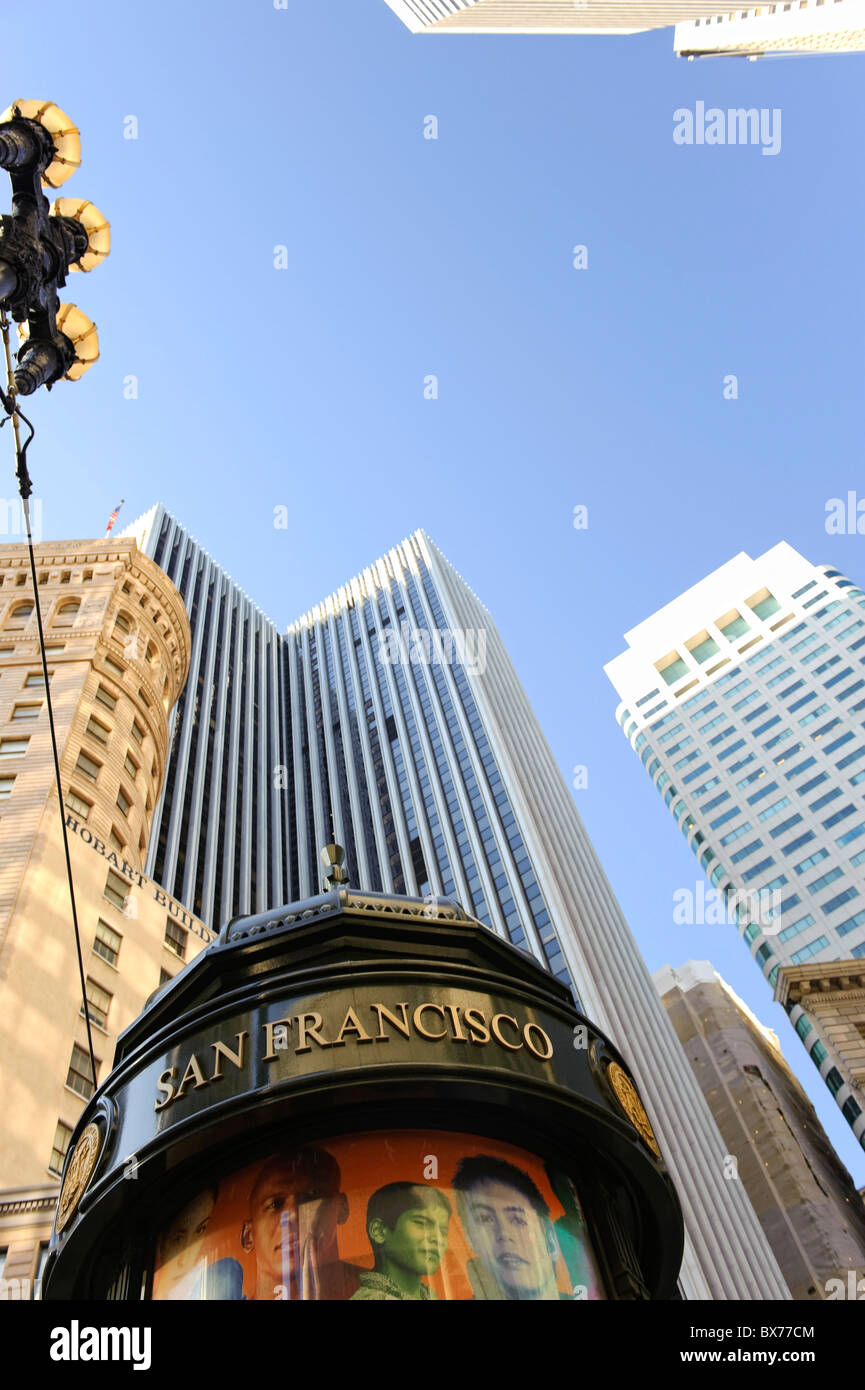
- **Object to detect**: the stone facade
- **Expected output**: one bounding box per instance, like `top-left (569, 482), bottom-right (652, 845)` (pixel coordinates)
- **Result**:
top-left (0, 539), bottom-right (212, 1296)
top-left (656, 961), bottom-right (865, 1299)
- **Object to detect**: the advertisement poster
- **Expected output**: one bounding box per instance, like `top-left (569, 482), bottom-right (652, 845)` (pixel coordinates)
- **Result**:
top-left (152, 1131), bottom-right (605, 1301)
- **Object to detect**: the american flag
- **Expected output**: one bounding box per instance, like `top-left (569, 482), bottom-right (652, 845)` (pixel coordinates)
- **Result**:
top-left (104, 499), bottom-right (125, 537)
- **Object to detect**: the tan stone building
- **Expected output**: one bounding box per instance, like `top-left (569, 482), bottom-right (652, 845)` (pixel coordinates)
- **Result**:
top-left (0, 538), bottom-right (213, 1298)
top-left (774, 962), bottom-right (865, 1143)
top-left (656, 961), bottom-right (865, 1299)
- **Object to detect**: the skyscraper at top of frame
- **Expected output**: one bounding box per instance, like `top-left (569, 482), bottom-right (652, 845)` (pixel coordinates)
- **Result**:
top-left (381, 0), bottom-right (751, 35)
top-left (119, 502), bottom-right (789, 1300)
top-left (674, 0), bottom-right (865, 58)
top-left (605, 542), bottom-right (865, 1151)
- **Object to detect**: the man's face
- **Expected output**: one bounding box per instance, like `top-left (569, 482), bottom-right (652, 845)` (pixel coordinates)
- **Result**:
top-left (245, 1159), bottom-right (342, 1291)
top-left (460, 1179), bottom-right (556, 1299)
top-left (160, 1190), bottom-right (215, 1280)
top-left (380, 1197), bottom-right (450, 1278)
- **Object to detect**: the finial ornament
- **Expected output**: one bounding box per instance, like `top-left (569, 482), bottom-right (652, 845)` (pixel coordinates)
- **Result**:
top-left (321, 843), bottom-right (348, 891)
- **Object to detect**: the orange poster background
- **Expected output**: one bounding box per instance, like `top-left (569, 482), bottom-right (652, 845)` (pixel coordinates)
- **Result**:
top-left (153, 1129), bottom-right (604, 1300)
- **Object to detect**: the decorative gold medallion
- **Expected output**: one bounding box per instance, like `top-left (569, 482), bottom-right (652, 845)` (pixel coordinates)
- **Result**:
top-left (607, 1062), bottom-right (661, 1158)
top-left (56, 1123), bottom-right (102, 1232)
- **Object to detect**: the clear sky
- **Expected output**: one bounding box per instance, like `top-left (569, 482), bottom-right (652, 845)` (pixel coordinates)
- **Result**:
top-left (3, 1), bottom-right (865, 1180)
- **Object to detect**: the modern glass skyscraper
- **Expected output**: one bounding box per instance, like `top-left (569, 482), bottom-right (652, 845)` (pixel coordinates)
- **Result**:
top-left (606, 542), bottom-right (865, 1147)
top-left (119, 503), bottom-right (789, 1299)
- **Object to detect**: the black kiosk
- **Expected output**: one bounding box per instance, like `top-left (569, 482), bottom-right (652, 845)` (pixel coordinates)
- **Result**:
top-left (44, 850), bottom-right (684, 1302)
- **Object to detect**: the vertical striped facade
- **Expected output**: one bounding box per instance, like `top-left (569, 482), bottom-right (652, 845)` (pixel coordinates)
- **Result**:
top-left (120, 503), bottom-right (790, 1300)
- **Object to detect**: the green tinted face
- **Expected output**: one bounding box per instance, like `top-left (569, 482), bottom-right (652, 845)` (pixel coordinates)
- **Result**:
top-left (384, 1203), bottom-right (450, 1277)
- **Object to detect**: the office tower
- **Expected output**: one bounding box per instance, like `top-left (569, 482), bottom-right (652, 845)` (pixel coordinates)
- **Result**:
top-left (0, 538), bottom-right (213, 1296)
top-left (605, 542), bottom-right (865, 1147)
top-left (656, 961), bottom-right (865, 1298)
top-left (675, 0), bottom-right (865, 57)
top-left (383, 0), bottom-right (746, 35)
top-left (119, 503), bottom-right (788, 1299)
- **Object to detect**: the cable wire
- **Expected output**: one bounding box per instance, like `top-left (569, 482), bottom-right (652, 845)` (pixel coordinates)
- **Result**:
top-left (0, 308), bottom-right (98, 1092)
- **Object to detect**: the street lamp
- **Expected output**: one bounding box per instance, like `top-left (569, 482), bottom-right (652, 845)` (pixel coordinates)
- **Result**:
top-left (0, 99), bottom-right (111, 1106)
top-left (0, 99), bottom-right (109, 396)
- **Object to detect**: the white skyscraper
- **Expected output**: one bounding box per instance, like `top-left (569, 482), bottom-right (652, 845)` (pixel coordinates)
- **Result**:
top-left (383, 0), bottom-right (746, 36)
top-left (675, 0), bottom-right (865, 58)
top-left (606, 542), bottom-right (865, 1149)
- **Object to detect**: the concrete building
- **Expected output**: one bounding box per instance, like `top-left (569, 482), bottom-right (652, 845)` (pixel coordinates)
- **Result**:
top-left (0, 539), bottom-right (213, 1298)
top-left (605, 543), bottom-right (865, 1148)
top-left (775, 960), bottom-right (865, 1145)
top-left (656, 961), bottom-right (865, 1299)
top-left (382, 0), bottom-right (747, 35)
top-left (113, 505), bottom-right (790, 1300)
top-left (675, 0), bottom-right (865, 58)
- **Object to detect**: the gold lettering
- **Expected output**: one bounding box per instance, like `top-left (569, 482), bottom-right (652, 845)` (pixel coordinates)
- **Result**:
top-left (464, 1007), bottom-right (490, 1045)
top-left (154, 1067), bottom-right (176, 1111)
top-left (262, 1018), bottom-right (292, 1061)
top-left (174, 1053), bottom-right (209, 1099)
top-left (491, 1014), bottom-right (522, 1051)
top-left (295, 1012), bottom-right (331, 1053)
top-left (444, 1003), bottom-right (468, 1042)
top-left (332, 1006), bottom-right (374, 1047)
top-left (210, 1031), bottom-right (248, 1080)
top-left (523, 1022), bottom-right (554, 1060)
top-left (370, 1002), bottom-right (411, 1042)
top-left (413, 1003), bottom-right (447, 1040)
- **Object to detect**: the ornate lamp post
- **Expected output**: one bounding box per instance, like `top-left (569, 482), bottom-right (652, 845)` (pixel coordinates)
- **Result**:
top-left (0, 99), bottom-right (109, 398)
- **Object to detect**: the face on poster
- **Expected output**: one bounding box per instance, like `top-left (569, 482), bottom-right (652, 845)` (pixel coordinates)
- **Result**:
top-left (151, 1131), bottom-right (606, 1301)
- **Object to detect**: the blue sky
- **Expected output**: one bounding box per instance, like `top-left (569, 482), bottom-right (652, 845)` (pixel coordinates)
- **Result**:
top-left (4, 1), bottom-right (865, 1179)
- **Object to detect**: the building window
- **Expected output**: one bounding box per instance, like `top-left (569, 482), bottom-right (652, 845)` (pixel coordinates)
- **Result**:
top-left (93, 920), bottom-right (121, 967)
top-left (81, 978), bottom-right (112, 1030)
top-left (86, 715), bottom-right (110, 745)
top-left (123, 753), bottom-right (138, 781)
top-left (746, 588), bottom-right (781, 621)
top-left (65, 790), bottom-right (92, 819)
top-left (164, 918), bottom-right (188, 960)
top-left (75, 751), bottom-right (101, 782)
top-left (7, 603), bottom-right (34, 628)
top-left (656, 650), bottom-right (690, 686)
top-left (104, 869), bottom-right (129, 911)
top-left (104, 655), bottom-right (124, 677)
top-left (159, 967), bottom-right (173, 987)
top-left (116, 786), bottom-right (131, 817)
top-left (54, 599), bottom-right (80, 627)
top-left (24, 670), bottom-right (51, 687)
top-left (716, 609), bottom-right (750, 640)
top-left (48, 1120), bottom-right (73, 1177)
top-left (109, 827), bottom-right (125, 853)
top-left (131, 719), bottom-right (144, 745)
top-left (11, 703), bottom-right (41, 721)
top-left (0, 737), bottom-right (30, 758)
top-left (66, 1044), bottom-right (99, 1099)
top-left (94, 685), bottom-right (117, 711)
top-left (114, 613), bottom-right (132, 634)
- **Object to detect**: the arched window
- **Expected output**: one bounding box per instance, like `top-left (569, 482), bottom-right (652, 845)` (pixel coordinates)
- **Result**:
top-left (55, 599), bottom-right (81, 627)
top-left (7, 603), bottom-right (33, 628)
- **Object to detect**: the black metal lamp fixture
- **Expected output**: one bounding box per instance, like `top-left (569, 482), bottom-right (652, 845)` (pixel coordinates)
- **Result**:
top-left (0, 99), bottom-right (109, 396)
